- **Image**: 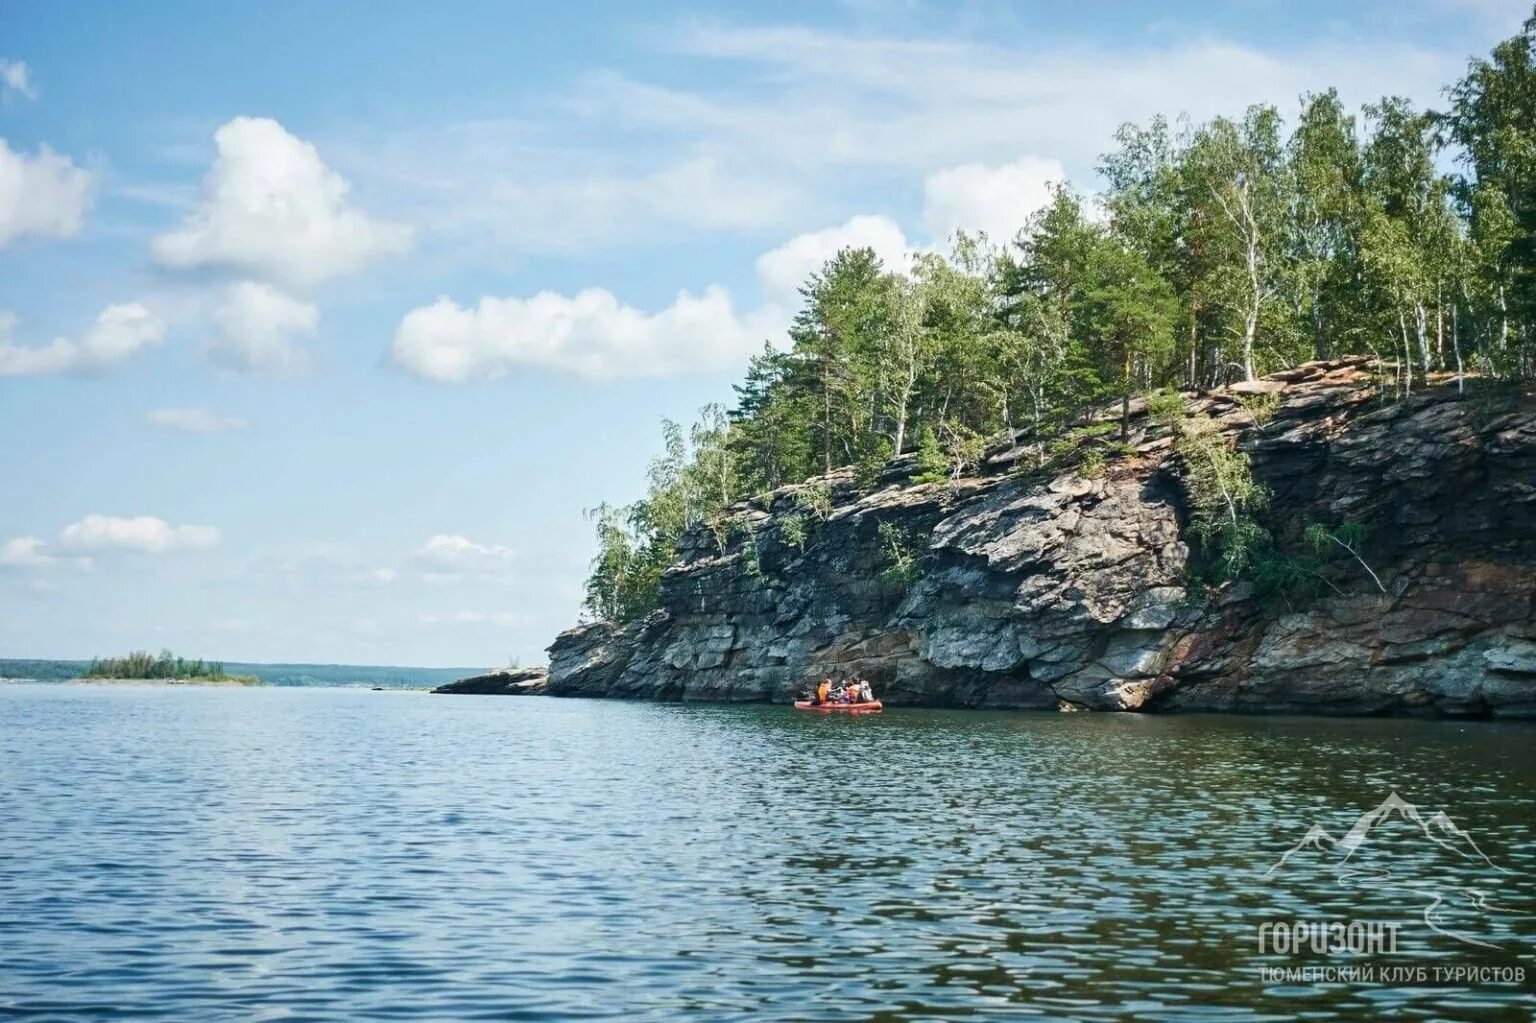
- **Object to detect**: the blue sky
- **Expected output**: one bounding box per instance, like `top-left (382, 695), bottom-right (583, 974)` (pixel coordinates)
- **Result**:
top-left (1, 0), bottom-right (1529, 667)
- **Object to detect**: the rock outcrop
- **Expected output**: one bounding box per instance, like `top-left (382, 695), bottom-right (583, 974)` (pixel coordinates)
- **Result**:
top-left (433, 666), bottom-right (549, 695)
top-left (547, 360), bottom-right (1536, 717)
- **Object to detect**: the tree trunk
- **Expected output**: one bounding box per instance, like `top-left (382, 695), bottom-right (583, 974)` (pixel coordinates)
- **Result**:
top-left (1187, 295), bottom-right (1200, 389)
top-left (1242, 303), bottom-right (1259, 382)
top-left (1120, 349), bottom-right (1133, 440)
top-left (1452, 302), bottom-right (1464, 395)
top-left (821, 362), bottom-right (833, 474)
top-left (1414, 302), bottom-right (1430, 374)
top-left (1312, 285), bottom-right (1328, 360)
top-left (1498, 286), bottom-right (1510, 355)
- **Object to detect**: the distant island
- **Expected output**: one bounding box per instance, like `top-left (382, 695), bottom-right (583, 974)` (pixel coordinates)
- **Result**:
top-left (0, 657), bottom-right (485, 688)
top-left (78, 650), bottom-right (263, 686)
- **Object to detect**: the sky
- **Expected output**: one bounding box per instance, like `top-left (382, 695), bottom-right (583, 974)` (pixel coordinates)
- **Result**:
top-left (1, 0), bottom-right (1530, 668)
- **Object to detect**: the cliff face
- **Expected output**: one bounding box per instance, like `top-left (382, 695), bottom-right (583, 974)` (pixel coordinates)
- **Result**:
top-left (432, 667), bottom-right (549, 695)
top-left (548, 360), bottom-right (1536, 717)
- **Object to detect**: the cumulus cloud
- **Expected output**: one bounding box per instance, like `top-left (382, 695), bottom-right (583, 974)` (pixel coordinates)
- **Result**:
top-left (0, 138), bottom-right (93, 246)
top-left (144, 407), bottom-right (247, 433)
top-left (0, 304), bottom-right (165, 376)
top-left (208, 281), bottom-right (318, 375)
top-left (0, 59), bottom-right (36, 101)
top-left (0, 536), bottom-right (54, 568)
top-left (392, 285), bottom-right (779, 382)
top-left (755, 214), bottom-right (911, 306)
top-left (3, 515), bottom-right (216, 570)
top-left (414, 534), bottom-right (517, 574)
top-left (58, 514), bottom-right (220, 554)
top-left (922, 156), bottom-right (1065, 246)
top-left (152, 116), bottom-right (412, 288)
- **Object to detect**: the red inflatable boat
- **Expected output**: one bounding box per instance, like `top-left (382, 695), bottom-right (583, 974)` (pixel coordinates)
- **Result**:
top-left (793, 700), bottom-right (883, 713)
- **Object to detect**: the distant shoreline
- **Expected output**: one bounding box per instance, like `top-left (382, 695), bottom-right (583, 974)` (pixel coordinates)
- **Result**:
top-left (5, 676), bottom-right (266, 687)
top-left (0, 659), bottom-right (479, 688)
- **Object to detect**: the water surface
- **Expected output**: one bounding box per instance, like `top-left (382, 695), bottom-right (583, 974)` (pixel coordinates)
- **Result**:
top-left (1, 684), bottom-right (1532, 1020)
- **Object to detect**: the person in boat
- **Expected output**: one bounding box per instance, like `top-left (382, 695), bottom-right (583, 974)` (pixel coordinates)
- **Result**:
top-left (856, 679), bottom-right (874, 703)
top-left (815, 677), bottom-right (832, 705)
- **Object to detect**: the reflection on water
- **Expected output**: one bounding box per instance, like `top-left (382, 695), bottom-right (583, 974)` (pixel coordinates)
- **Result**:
top-left (0, 684), bottom-right (1532, 1020)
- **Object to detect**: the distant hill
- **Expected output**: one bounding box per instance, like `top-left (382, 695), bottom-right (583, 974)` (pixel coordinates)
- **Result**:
top-left (0, 659), bottom-right (484, 688)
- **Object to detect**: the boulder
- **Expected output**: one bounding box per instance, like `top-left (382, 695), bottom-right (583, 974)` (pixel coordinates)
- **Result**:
top-left (432, 666), bottom-right (549, 695)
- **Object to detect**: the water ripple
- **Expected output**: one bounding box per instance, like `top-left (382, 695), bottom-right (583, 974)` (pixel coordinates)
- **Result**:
top-left (0, 685), bottom-right (1532, 1020)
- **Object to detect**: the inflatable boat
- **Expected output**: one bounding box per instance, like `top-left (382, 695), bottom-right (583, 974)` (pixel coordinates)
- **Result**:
top-left (793, 700), bottom-right (883, 713)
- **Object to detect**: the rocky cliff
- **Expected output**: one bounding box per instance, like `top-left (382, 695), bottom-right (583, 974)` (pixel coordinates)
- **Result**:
top-left (547, 360), bottom-right (1536, 717)
top-left (433, 666), bottom-right (549, 695)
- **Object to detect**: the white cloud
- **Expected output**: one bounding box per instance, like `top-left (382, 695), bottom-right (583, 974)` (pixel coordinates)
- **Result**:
top-left (58, 515), bottom-right (220, 555)
top-left (331, 16), bottom-right (1470, 266)
top-left (0, 304), bottom-right (165, 376)
top-left (392, 285), bottom-right (779, 382)
top-left (369, 568), bottom-right (398, 584)
top-left (0, 59), bottom-right (36, 101)
top-left (922, 156), bottom-right (1064, 246)
top-left (208, 281), bottom-right (318, 375)
top-left (144, 407), bottom-right (247, 433)
top-left (414, 534), bottom-right (516, 574)
top-left (0, 138), bottom-right (92, 246)
top-left (0, 536), bottom-right (53, 568)
top-left (152, 116), bottom-right (412, 288)
top-left (755, 214), bottom-right (911, 306)
top-left (624, 24), bottom-right (1458, 179)
top-left (0, 535), bottom-right (92, 573)
top-left (419, 609), bottom-right (523, 626)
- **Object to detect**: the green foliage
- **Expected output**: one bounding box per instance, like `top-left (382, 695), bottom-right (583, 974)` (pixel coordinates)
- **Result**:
top-left (1252, 519), bottom-right (1386, 609)
top-left (794, 484), bottom-right (834, 520)
top-left (1305, 520), bottom-right (1387, 593)
top-left (1146, 387), bottom-right (1190, 423)
top-left (780, 513), bottom-right (809, 553)
top-left (580, 20), bottom-right (1536, 621)
top-left (914, 421), bottom-right (987, 485)
top-left (82, 649), bottom-right (260, 684)
top-left (876, 521), bottom-right (925, 589)
top-left (854, 435), bottom-right (894, 489)
top-left (734, 519), bottom-right (767, 582)
top-left (1235, 391), bottom-right (1282, 426)
top-left (1079, 448), bottom-right (1107, 478)
top-left (913, 425), bottom-right (948, 484)
top-left (1153, 403), bottom-right (1271, 580)
top-left (1250, 547), bottom-right (1335, 610)
top-left (582, 404), bottom-right (741, 622)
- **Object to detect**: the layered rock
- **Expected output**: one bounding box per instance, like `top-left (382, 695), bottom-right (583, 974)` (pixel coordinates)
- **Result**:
top-left (433, 666), bottom-right (549, 695)
top-left (547, 360), bottom-right (1536, 717)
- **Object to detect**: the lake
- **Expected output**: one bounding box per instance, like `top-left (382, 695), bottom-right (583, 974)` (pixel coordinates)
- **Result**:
top-left (1, 684), bottom-right (1532, 1020)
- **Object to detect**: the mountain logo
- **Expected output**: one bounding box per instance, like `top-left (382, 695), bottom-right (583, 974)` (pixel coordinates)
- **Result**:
top-left (1265, 792), bottom-right (1513, 949)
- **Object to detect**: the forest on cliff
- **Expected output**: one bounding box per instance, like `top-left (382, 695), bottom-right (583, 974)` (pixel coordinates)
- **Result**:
top-left (583, 10), bottom-right (1536, 624)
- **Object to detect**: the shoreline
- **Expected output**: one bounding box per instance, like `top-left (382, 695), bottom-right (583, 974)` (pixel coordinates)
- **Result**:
top-left (440, 686), bottom-right (1536, 721)
top-left (16, 676), bottom-right (267, 688)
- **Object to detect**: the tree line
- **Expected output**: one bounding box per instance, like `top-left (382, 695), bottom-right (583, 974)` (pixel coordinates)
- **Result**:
top-left (83, 649), bottom-right (249, 682)
top-left (583, 12), bottom-right (1536, 623)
